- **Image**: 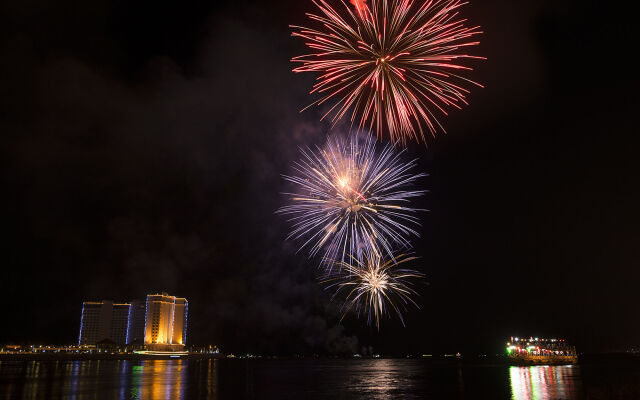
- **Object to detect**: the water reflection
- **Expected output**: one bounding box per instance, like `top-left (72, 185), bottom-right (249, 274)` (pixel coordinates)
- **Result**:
top-left (509, 365), bottom-right (581, 400)
top-left (346, 359), bottom-right (420, 399)
top-left (9, 358), bottom-right (638, 399)
top-left (0, 359), bottom-right (219, 400)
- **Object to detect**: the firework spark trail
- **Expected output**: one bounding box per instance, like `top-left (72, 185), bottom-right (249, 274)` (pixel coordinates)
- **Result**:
top-left (323, 252), bottom-right (423, 329)
top-left (278, 134), bottom-right (426, 267)
top-left (291, 0), bottom-right (484, 145)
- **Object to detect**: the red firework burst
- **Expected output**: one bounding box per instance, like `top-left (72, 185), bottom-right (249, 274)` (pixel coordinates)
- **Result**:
top-left (291, 0), bottom-right (484, 145)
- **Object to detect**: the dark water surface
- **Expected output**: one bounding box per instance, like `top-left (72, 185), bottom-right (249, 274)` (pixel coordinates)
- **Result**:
top-left (1, 357), bottom-right (640, 399)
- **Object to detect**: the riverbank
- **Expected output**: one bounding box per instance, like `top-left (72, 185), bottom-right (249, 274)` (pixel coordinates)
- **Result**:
top-left (0, 352), bottom-right (225, 361)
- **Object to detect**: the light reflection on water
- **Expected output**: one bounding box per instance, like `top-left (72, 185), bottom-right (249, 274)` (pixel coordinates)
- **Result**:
top-left (342, 359), bottom-right (422, 399)
top-left (509, 365), bottom-right (581, 400)
top-left (0, 359), bottom-right (214, 400)
top-left (3, 357), bottom-right (639, 399)
top-left (126, 360), bottom-right (187, 400)
top-left (0, 358), bottom-right (445, 399)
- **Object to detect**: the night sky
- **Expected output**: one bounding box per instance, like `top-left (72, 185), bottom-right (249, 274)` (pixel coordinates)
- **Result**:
top-left (1, 0), bottom-right (638, 355)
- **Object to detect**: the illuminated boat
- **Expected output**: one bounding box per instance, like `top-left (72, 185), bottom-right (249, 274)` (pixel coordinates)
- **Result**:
top-left (506, 337), bottom-right (577, 365)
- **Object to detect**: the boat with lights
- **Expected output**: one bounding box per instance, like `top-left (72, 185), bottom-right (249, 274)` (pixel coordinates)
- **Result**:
top-left (506, 337), bottom-right (577, 365)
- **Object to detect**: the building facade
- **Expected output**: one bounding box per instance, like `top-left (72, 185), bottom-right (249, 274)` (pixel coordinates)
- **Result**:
top-left (144, 293), bottom-right (188, 351)
top-left (171, 297), bottom-right (188, 345)
top-left (111, 303), bottom-right (130, 345)
top-left (79, 293), bottom-right (188, 349)
top-left (78, 300), bottom-right (131, 345)
top-left (126, 299), bottom-right (146, 345)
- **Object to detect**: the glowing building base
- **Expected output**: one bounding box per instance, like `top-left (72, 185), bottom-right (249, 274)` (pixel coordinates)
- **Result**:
top-left (134, 350), bottom-right (189, 356)
top-left (144, 343), bottom-right (185, 352)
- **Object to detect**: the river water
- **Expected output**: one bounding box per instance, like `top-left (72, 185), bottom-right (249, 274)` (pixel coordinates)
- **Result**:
top-left (1, 357), bottom-right (639, 399)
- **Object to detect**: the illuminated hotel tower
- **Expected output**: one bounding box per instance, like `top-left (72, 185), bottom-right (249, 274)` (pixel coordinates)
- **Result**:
top-left (144, 293), bottom-right (188, 350)
top-left (171, 297), bottom-right (188, 345)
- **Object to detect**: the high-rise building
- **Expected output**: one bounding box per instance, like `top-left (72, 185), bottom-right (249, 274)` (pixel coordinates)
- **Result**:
top-left (144, 293), bottom-right (188, 351)
top-left (78, 300), bottom-right (131, 345)
top-left (172, 297), bottom-right (188, 345)
top-left (111, 303), bottom-right (130, 345)
top-left (126, 299), bottom-right (146, 345)
top-left (78, 293), bottom-right (188, 350)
